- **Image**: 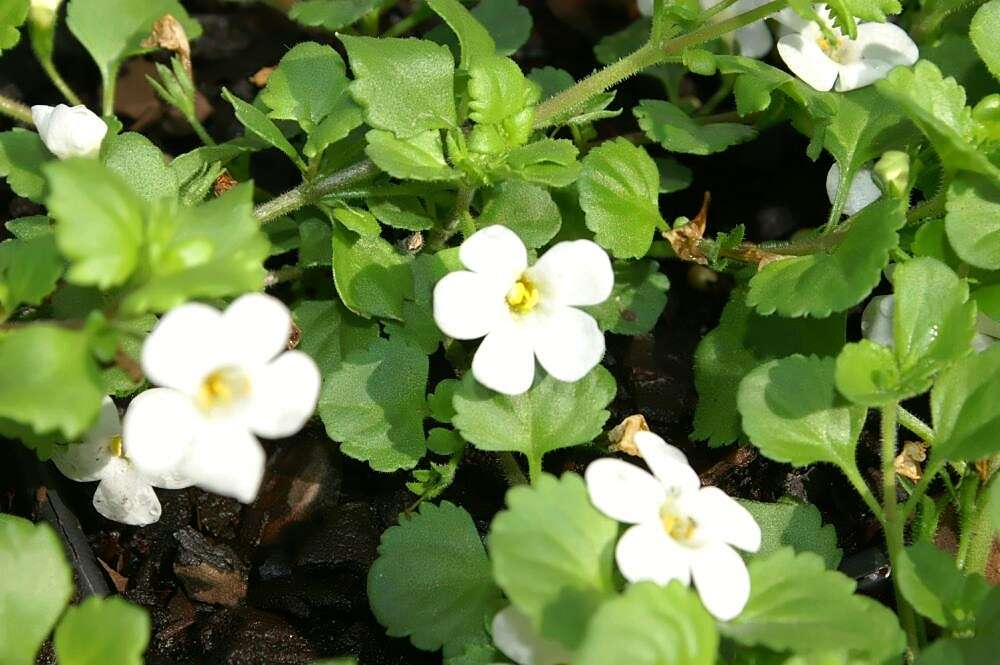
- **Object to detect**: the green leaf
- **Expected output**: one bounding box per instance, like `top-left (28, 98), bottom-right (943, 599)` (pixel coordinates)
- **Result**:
top-left (738, 356), bottom-right (866, 471)
top-left (452, 366), bottom-right (615, 476)
top-left (426, 0), bottom-right (495, 68)
top-left (843, 0), bottom-right (901, 23)
top-left (5, 215), bottom-right (52, 240)
top-left (876, 61), bottom-right (999, 177)
top-left (896, 541), bottom-right (988, 630)
top-left (971, 1), bottom-right (1000, 81)
top-left (930, 345), bottom-right (1000, 461)
top-left (330, 223), bottom-right (413, 319)
top-left (713, 55), bottom-right (836, 119)
top-left (0, 515), bottom-right (73, 665)
top-left (634, 99), bottom-right (756, 155)
top-left (341, 35), bottom-right (457, 138)
top-left (478, 179), bottom-right (560, 248)
top-left (488, 473), bottom-right (618, 649)
top-left (288, 0), bottom-right (378, 31)
top-left (722, 549), bottom-right (905, 661)
top-left (834, 340), bottom-right (903, 406)
top-left (575, 582), bottom-right (718, 665)
top-left (384, 249), bottom-right (462, 354)
top-left (368, 501), bottom-right (501, 654)
top-left (303, 98), bottom-right (365, 160)
top-left (222, 88), bottom-right (306, 171)
top-left (747, 199), bottom-right (904, 317)
top-left (739, 499), bottom-right (842, 569)
top-left (367, 197), bottom-right (434, 231)
top-left (468, 0), bottom-right (531, 56)
top-left (0, 235), bottom-right (63, 312)
top-left (694, 291), bottom-right (846, 446)
top-left (915, 588), bottom-right (1000, 665)
top-left (0, 129), bottom-right (50, 202)
top-left (102, 132), bottom-right (178, 202)
top-left (54, 596), bottom-right (149, 665)
top-left (578, 138), bottom-right (662, 259)
top-left (120, 184), bottom-right (269, 314)
top-left (0, 326), bottom-right (104, 438)
top-left (945, 172), bottom-right (1000, 270)
top-left (330, 206), bottom-right (380, 237)
top-left (67, 0), bottom-right (201, 91)
top-left (318, 336), bottom-right (427, 471)
top-left (584, 260), bottom-right (669, 335)
top-left (504, 138), bottom-right (581, 188)
top-left (656, 157), bottom-right (693, 194)
top-left (299, 215), bottom-right (333, 267)
top-left (293, 299), bottom-right (379, 377)
top-left (428, 379), bottom-right (460, 423)
top-left (260, 42), bottom-right (353, 130)
top-left (364, 129), bottom-right (458, 181)
top-left (468, 55), bottom-right (536, 126)
top-left (0, 0), bottom-right (28, 53)
top-left (44, 158), bottom-right (143, 289)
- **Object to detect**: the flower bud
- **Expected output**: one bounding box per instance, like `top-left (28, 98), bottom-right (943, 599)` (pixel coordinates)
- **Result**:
top-left (30, 104), bottom-right (107, 159)
top-left (874, 150), bottom-right (910, 199)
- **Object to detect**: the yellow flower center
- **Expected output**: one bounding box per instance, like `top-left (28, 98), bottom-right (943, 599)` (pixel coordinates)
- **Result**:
top-left (197, 367), bottom-right (251, 411)
top-left (506, 277), bottom-right (540, 314)
top-left (108, 435), bottom-right (124, 458)
top-left (661, 506), bottom-right (697, 543)
top-left (816, 35), bottom-right (847, 62)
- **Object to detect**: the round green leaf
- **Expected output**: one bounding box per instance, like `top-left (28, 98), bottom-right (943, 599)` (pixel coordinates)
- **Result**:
top-left (930, 344), bottom-right (1000, 462)
top-left (54, 596), bottom-right (149, 665)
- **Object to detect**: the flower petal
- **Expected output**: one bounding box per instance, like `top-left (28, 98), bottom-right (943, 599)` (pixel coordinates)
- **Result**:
top-left (690, 541), bottom-right (752, 620)
top-left (826, 164), bottom-right (882, 216)
top-left (245, 351), bottom-right (321, 438)
top-left (52, 397), bottom-right (120, 482)
top-left (122, 388), bottom-right (199, 478)
top-left (221, 293), bottom-right (293, 367)
top-left (585, 458), bottom-right (666, 524)
top-left (776, 30), bottom-right (839, 92)
top-left (689, 486), bottom-right (761, 552)
top-left (532, 306), bottom-right (605, 383)
top-left (92, 462), bottom-right (162, 526)
top-left (735, 22), bottom-right (774, 58)
top-left (861, 295), bottom-right (895, 348)
top-left (33, 104), bottom-right (107, 159)
top-left (460, 225), bottom-right (528, 282)
top-left (491, 605), bottom-right (573, 665)
top-left (182, 423), bottom-right (266, 503)
top-left (527, 240), bottom-right (614, 307)
top-left (835, 22), bottom-right (918, 92)
top-left (634, 431), bottom-right (700, 495)
top-left (615, 521), bottom-right (693, 586)
top-left (141, 302), bottom-right (225, 393)
top-left (471, 322), bottom-right (536, 395)
top-left (637, 0), bottom-right (653, 16)
top-left (433, 270), bottom-right (509, 340)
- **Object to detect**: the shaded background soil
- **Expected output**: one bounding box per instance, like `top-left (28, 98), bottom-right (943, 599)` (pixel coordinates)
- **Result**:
top-left (0, 1), bottom-right (899, 663)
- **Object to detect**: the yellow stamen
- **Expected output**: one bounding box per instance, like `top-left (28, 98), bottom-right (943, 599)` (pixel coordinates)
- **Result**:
top-left (109, 435), bottom-right (124, 458)
top-left (506, 278), bottom-right (540, 314)
top-left (197, 367), bottom-right (250, 411)
top-left (661, 508), bottom-right (697, 543)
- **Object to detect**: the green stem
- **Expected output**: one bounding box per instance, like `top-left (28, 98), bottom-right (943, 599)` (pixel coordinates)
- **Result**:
top-left (498, 452), bottom-right (528, 486)
top-left (842, 465), bottom-right (886, 524)
top-left (532, 0), bottom-right (788, 128)
top-left (101, 65), bottom-right (119, 117)
top-left (38, 57), bottom-right (83, 106)
top-left (427, 185), bottom-right (476, 250)
top-left (697, 74), bottom-right (735, 117)
top-left (881, 404), bottom-right (921, 655)
top-left (901, 458), bottom-right (945, 522)
top-left (824, 164), bottom-right (851, 231)
top-left (905, 192), bottom-right (946, 225)
top-left (527, 454), bottom-right (543, 485)
top-left (187, 114), bottom-right (216, 147)
top-left (0, 93), bottom-right (33, 124)
top-left (897, 406), bottom-right (934, 443)
top-left (963, 476), bottom-right (997, 576)
top-left (253, 159), bottom-right (380, 223)
top-left (383, 3), bottom-right (430, 38)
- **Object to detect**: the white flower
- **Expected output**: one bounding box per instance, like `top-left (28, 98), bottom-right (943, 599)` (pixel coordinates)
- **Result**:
top-left (30, 0), bottom-right (63, 26)
top-left (826, 163), bottom-right (882, 216)
top-left (433, 226), bottom-right (613, 395)
top-left (52, 397), bottom-right (191, 526)
top-left (862, 294), bottom-right (999, 352)
top-left (776, 8), bottom-right (918, 92)
top-left (640, 0), bottom-right (774, 58)
top-left (30, 104), bottom-right (107, 159)
top-left (122, 294), bottom-right (321, 503)
top-left (489, 606), bottom-right (573, 665)
top-left (585, 431), bottom-right (761, 620)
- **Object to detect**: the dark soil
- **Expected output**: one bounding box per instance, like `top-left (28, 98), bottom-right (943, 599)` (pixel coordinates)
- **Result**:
top-left (1, 1), bottom-right (894, 663)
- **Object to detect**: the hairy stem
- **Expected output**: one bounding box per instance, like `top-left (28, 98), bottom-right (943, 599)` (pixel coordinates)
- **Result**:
top-left (253, 159), bottom-right (380, 223)
top-left (427, 185), bottom-right (476, 250)
top-left (896, 406), bottom-right (934, 443)
top-left (498, 452), bottom-right (528, 486)
top-left (188, 114), bottom-right (216, 147)
top-left (0, 93), bottom-right (33, 124)
top-left (843, 465), bottom-right (886, 524)
top-left (963, 475), bottom-right (997, 576)
top-left (38, 57), bottom-right (84, 107)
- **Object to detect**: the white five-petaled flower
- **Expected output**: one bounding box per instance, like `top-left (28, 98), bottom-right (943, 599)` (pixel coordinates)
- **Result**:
top-left (122, 294), bottom-right (321, 504)
top-left (30, 104), bottom-right (107, 159)
top-left (826, 163), bottom-right (882, 216)
top-left (775, 6), bottom-right (918, 92)
top-left (433, 226), bottom-right (614, 396)
top-left (585, 431), bottom-right (761, 621)
top-left (489, 606), bottom-right (573, 665)
top-left (52, 397), bottom-right (191, 526)
top-left (862, 294), bottom-right (1000, 353)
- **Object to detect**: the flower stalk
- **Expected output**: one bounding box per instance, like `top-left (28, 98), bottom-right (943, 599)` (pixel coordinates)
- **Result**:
top-left (0, 93), bottom-right (33, 124)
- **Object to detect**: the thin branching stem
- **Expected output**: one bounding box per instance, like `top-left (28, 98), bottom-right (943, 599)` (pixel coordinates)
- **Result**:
top-left (253, 159), bottom-right (380, 223)
top-left (0, 93), bottom-right (33, 124)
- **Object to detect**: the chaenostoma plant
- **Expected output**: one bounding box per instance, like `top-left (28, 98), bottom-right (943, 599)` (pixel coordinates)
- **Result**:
top-left (0, 0), bottom-right (998, 662)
